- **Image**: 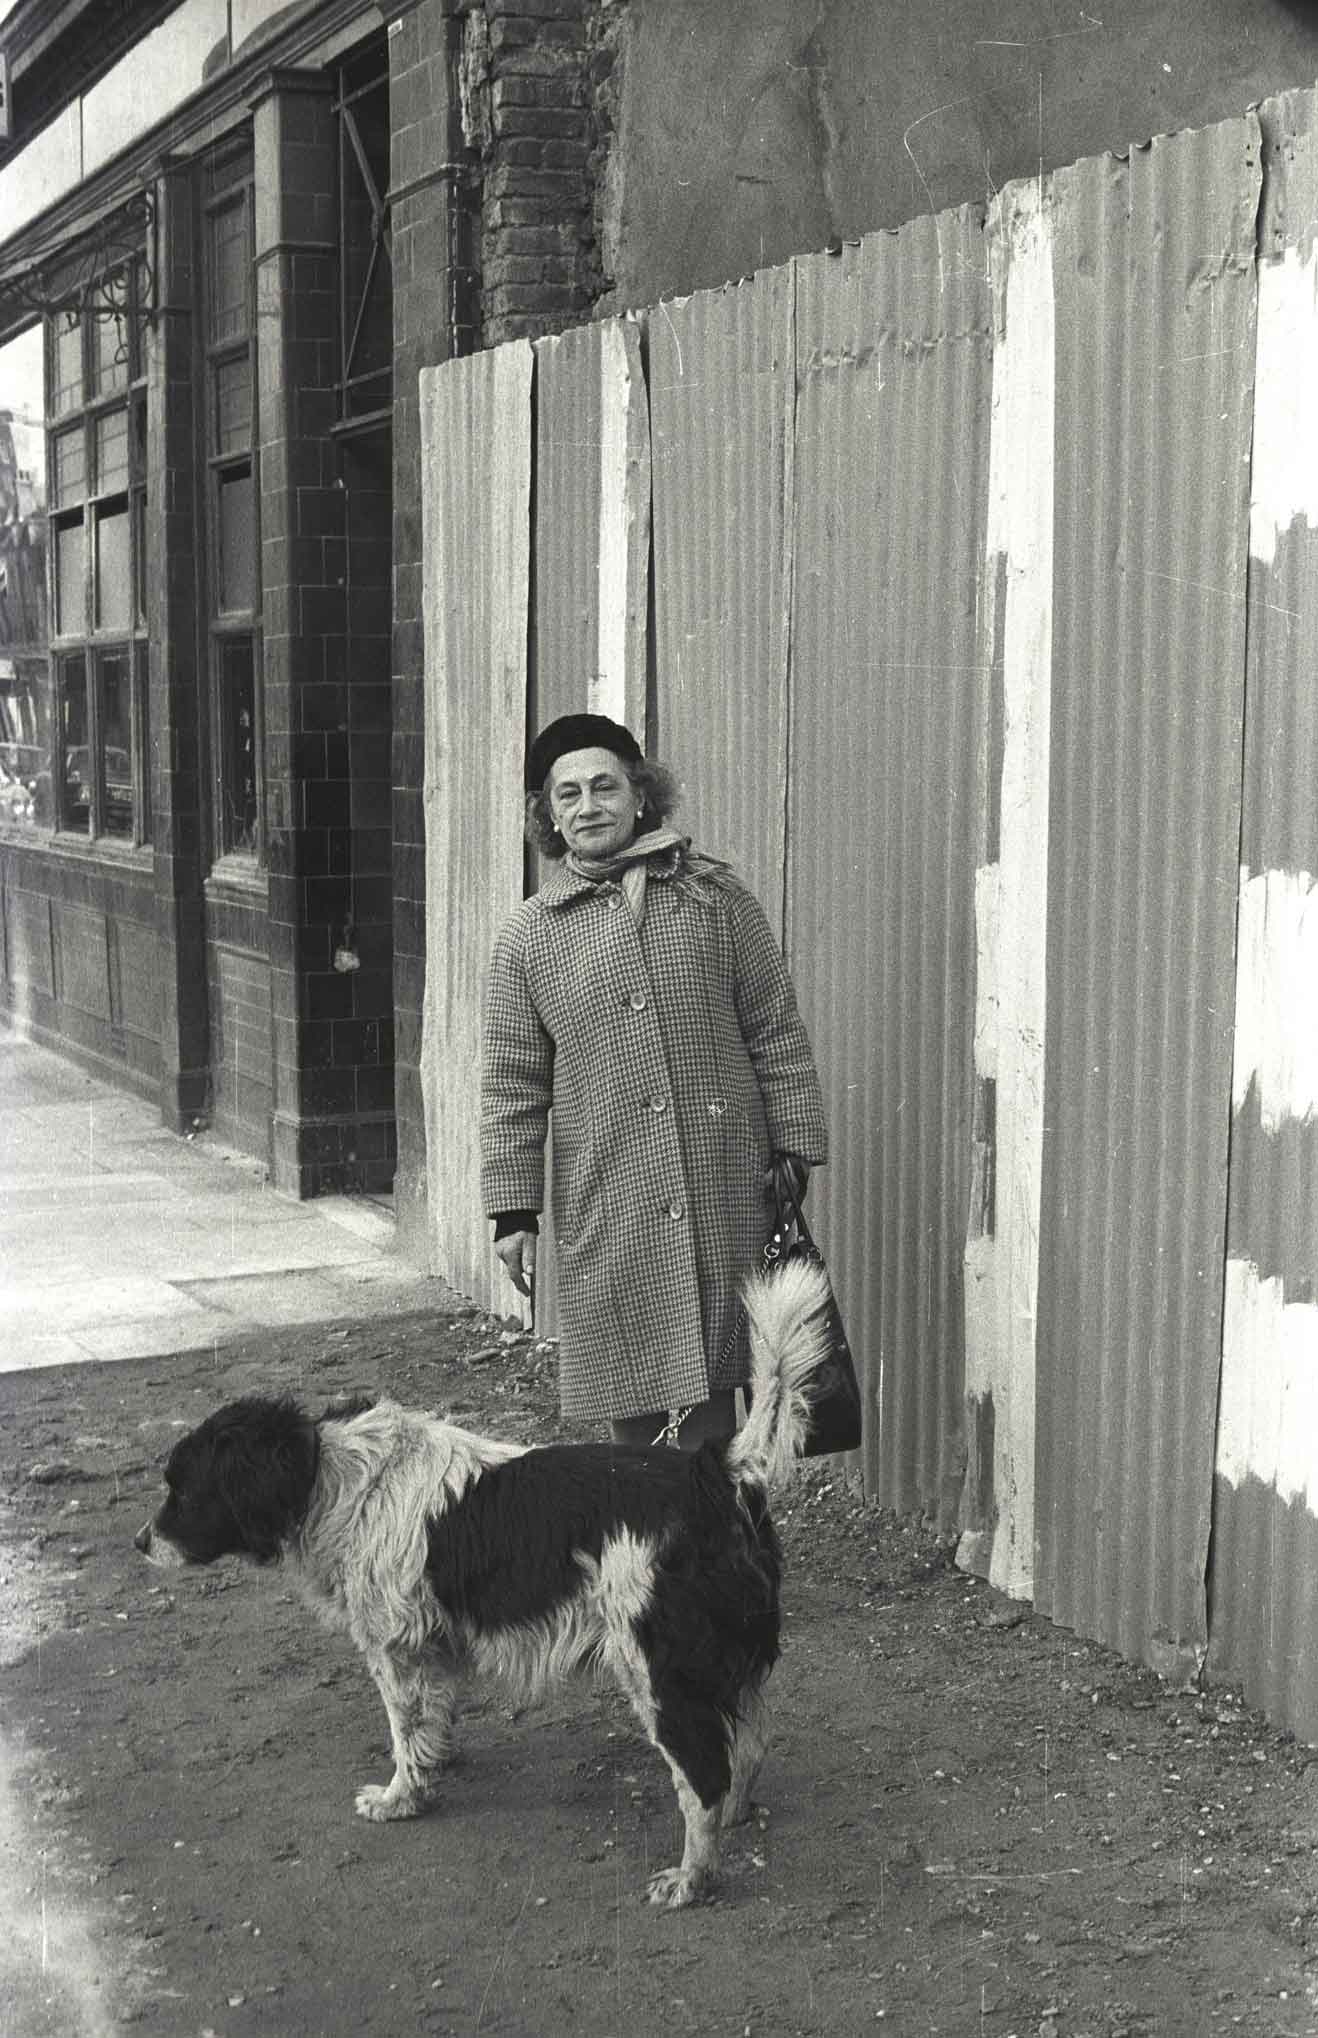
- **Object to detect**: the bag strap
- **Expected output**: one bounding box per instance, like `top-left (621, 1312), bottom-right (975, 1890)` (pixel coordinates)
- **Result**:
top-left (716, 1180), bottom-right (811, 1370)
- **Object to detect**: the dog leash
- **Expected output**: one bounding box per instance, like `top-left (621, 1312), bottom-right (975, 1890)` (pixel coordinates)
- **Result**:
top-left (653, 1406), bottom-right (693, 1447)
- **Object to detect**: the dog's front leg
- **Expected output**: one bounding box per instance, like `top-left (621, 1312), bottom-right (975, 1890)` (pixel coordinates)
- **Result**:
top-left (355, 1649), bottom-right (459, 1822)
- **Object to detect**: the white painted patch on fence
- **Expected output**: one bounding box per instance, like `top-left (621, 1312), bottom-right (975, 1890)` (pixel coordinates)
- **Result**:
top-left (972, 862), bottom-right (1001, 1082)
top-left (1231, 866), bottom-right (1318, 1131)
top-left (594, 320), bottom-right (630, 721)
top-left (1249, 242), bottom-right (1318, 567)
top-left (1218, 1255), bottom-right (1318, 1512)
top-left (591, 318), bottom-right (650, 733)
top-left (962, 176), bottom-right (1055, 1601)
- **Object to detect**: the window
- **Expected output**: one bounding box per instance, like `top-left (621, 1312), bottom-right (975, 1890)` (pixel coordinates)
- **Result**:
top-left (42, 267), bottom-right (149, 844)
top-left (0, 325), bottom-right (51, 831)
top-left (203, 164), bottom-right (261, 861)
top-left (335, 46), bottom-right (392, 425)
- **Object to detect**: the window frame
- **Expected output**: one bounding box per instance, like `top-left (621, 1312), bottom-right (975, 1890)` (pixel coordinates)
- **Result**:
top-left (334, 44), bottom-right (392, 430)
top-left (44, 261), bottom-right (150, 848)
top-left (201, 161), bottom-right (263, 868)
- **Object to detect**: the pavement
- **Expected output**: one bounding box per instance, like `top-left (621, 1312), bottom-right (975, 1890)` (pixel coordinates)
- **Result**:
top-left (0, 1028), bottom-right (449, 1373)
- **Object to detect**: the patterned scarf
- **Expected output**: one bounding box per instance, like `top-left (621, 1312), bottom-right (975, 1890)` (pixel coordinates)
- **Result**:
top-left (566, 825), bottom-right (705, 927)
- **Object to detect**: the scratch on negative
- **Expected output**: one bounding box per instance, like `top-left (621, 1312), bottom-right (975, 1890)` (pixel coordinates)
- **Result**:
top-left (1145, 568), bottom-right (1300, 622)
top-left (476, 1868), bottom-right (537, 2028)
top-left (658, 298), bottom-right (684, 378)
top-left (974, 13), bottom-right (1104, 45)
top-left (902, 100), bottom-right (972, 292)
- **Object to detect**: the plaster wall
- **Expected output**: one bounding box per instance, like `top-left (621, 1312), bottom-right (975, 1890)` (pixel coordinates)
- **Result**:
top-left (603, 0), bottom-right (1318, 307)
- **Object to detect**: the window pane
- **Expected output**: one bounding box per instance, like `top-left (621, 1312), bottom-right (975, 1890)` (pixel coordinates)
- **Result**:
top-left (96, 505), bottom-right (131, 634)
top-left (217, 466), bottom-right (255, 613)
top-left (0, 658), bottom-right (52, 829)
top-left (210, 200), bottom-right (250, 343)
top-left (93, 286), bottom-right (130, 397)
top-left (99, 650), bottom-right (133, 838)
top-left (56, 517), bottom-right (85, 634)
top-left (134, 256), bottom-right (150, 375)
top-left (0, 334), bottom-right (48, 647)
top-left (60, 657), bottom-right (90, 830)
top-left (133, 489), bottom-right (148, 629)
top-left (339, 73), bottom-right (392, 418)
top-left (52, 315), bottom-right (83, 417)
top-left (134, 644), bottom-right (150, 840)
top-left (95, 409), bottom-right (128, 493)
top-left (53, 426), bottom-right (85, 506)
top-left (220, 637), bottom-right (258, 853)
top-left (214, 354), bottom-right (252, 456)
top-left (130, 393), bottom-right (147, 480)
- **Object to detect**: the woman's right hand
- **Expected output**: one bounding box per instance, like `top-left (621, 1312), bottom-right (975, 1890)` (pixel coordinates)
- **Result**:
top-left (495, 1228), bottom-right (538, 1298)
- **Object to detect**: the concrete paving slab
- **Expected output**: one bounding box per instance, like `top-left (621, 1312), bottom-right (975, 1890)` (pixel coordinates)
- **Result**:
top-left (4, 1274), bottom-right (213, 1333)
top-left (1, 1028), bottom-right (454, 1374)
top-left (63, 1314), bottom-right (255, 1365)
top-left (0, 1332), bottom-right (105, 1373)
top-left (175, 1265), bottom-right (419, 1328)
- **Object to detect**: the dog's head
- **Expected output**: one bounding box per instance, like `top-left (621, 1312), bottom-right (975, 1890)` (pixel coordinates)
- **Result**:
top-left (134, 1396), bottom-right (319, 1569)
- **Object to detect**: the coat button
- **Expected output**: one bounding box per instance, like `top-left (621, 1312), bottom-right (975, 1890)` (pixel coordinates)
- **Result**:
top-left (628, 990), bottom-right (647, 1011)
top-left (649, 1094), bottom-right (668, 1113)
top-left (666, 1200), bottom-right (685, 1220)
top-left (606, 894), bottom-right (622, 910)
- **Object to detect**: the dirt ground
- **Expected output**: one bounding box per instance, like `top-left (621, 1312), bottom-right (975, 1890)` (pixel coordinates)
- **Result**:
top-left (1, 1306), bottom-right (1316, 2038)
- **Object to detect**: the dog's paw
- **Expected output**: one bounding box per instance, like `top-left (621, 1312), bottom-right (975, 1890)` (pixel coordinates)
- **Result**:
top-left (646, 1865), bottom-right (713, 1910)
top-left (354, 1782), bottom-right (422, 1822)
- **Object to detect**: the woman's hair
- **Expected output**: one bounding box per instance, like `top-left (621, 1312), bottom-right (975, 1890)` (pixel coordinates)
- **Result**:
top-left (525, 756), bottom-right (682, 859)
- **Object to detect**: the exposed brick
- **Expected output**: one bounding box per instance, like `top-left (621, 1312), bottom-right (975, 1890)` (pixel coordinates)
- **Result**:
top-left (491, 104), bottom-right (587, 139)
top-left (487, 163), bottom-right (586, 197)
top-left (487, 0), bottom-right (586, 17)
top-left (491, 69), bottom-right (585, 108)
top-left (489, 15), bottom-right (580, 49)
top-left (487, 278), bottom-right (589, 312)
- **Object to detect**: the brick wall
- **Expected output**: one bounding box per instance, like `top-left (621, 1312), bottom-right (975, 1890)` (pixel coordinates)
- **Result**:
top-left (459, 0), bottom-right (617, 346)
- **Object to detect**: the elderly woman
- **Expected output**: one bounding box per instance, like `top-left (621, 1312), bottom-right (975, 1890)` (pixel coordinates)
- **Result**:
top-left (480, 712), bottom-right (828, 1451)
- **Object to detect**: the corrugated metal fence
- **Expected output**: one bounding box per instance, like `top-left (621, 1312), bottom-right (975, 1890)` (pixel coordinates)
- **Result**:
top-left (418, 85), bottom-right (1318, 1745)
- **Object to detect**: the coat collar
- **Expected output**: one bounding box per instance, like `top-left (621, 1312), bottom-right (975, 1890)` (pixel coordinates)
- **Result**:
top-left (537, 844), bottom-right (685, 910)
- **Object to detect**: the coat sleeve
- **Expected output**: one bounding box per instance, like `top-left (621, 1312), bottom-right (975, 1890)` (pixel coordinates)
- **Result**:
top-left (480, 911), bottom-right (555, 1217)
top-left (724, 877), bottom-right (830, 1166)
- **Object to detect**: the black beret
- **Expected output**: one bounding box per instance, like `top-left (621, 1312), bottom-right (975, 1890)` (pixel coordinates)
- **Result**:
top-left (526, 713), bottom-right (644, 792)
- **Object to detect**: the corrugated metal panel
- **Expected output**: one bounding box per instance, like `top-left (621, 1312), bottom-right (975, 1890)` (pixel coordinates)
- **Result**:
top-left (530, 319), bottom-right (650, 1340)
top-left (1033, 119), bottom-right (1261, 1670)
top-left (419, 342), bottom-right (534, 1315)
top-left (533, 316), bottom-right (650, 734)
top-left (648, 266), bottom-right (794, 923)
top-left (1209, 84), bottom-right (1318, 1743)
top-left (533, 322), bottom-right (602, 727)
top-left (787, 209), bottom-right (991, 1505)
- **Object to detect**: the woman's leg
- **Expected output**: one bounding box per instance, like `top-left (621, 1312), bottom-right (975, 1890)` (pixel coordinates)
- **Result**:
top-left (610, 1391), bottom-right (737, 1452)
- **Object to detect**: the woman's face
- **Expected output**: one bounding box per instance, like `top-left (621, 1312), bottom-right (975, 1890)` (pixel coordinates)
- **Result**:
top-left (547, 746), bottom-right (641, 859)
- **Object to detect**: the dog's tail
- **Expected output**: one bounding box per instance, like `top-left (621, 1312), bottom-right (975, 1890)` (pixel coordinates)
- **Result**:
top-left (723, 1259), bottom-right (833, 1494)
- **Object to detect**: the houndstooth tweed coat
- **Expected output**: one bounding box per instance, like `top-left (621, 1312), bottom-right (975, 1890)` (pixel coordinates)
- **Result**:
top-left (480, 852), bottom-right (829, 1422)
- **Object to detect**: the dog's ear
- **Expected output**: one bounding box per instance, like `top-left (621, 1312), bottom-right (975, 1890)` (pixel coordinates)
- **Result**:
top-left (213, 1399), bottom-right (318, 1563)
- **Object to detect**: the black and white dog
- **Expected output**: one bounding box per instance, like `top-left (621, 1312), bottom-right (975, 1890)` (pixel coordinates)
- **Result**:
top-left (135, 1260), bottom-right (829, 1907)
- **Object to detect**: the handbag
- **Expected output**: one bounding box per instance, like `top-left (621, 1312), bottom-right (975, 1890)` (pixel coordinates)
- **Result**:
top-left (724, 1178), bottom-right (863, 1457)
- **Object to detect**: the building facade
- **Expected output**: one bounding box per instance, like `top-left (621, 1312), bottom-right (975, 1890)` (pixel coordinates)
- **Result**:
top-left (0, 0), bottom-right (611, 1203)
top-left (2, 0), bottom-right (1317, 1234)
